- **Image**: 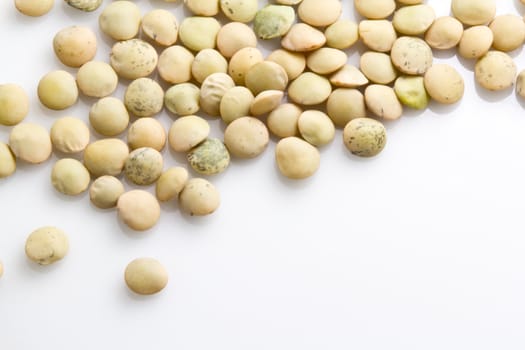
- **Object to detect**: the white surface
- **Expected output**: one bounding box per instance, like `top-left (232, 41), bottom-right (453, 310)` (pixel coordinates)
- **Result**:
top-left (1, 0), bottom-right (525, 349)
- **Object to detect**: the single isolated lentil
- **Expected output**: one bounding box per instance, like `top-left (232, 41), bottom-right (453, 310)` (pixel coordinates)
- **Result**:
top-left (0, 143), bottom-right (16, 178)
top-left (99, 1), bottom-right (141, 40)
top-left (25, 226), bottom-right (68, 265)
top-left (117, 190), bottom-right (160, 231)
top-left (51, 158), bottom-right (91, 196)
top-left (89, 175), bottom-right (125, 209)
top-left (164, 83), bottom-right (200, 116)
top-left (158, 45), bottom-right (195, 84)
top-left (275, 137), bottom-right (320, 180)
top-left (253, 5), bottom-right (295, 39)
top-left (89, 97), bottom-right (130, 137)
top-left (141, 9), bottom-right (178, 46)
top-left (127, 118), bottom-right (167, 152)
top-left (343, 118), bottom-right (387, 158)
top-left (224, 117), bottom-right (269, 158)
top-left (475, 51), bottom-right (516, 91)
top-left (125, 258), bottom-right (168, 295)
top-left (365, 84), bottom-right (403, 121)
top-left (124, 147), bottom-right (164, 186)
top-left (37, 70), bottom-right (78, 110)
top-left (53, 26), bottom-right (97, 68)
top-left (168, 115), bottom-right (210, 153)
top-left (83, 138), bottom-right (129, 177)
top-left (178, 178), bottom-right (220, 216)
top-left (0, 84), bottom-right (29, 126)
top-left (9, 123), bottom-right (52, 164)
top-left (423, 64), bottom-right (464, 104)
top-left (155, 167), bottom-right (189, 202)
top-left (15, 0), bottom-right (54, 16)
top-left (187, 138), bottom-right (230, 175)
top-left (76, 61), bottom-right (118, 98)
top-left (50, 116), bottom-right (90, 154)
top-left (124, 78), bottom-right (164, 118)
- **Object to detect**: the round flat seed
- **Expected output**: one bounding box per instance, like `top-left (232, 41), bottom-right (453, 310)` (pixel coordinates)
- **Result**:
top-left (125, 258), bottom-right (168, 295)
top-left (187, 138), bottom-right (230, 175)
top-left (423, 64), bottom-right (464, 104)
top-left (343, 118), bottom-right (387, 158)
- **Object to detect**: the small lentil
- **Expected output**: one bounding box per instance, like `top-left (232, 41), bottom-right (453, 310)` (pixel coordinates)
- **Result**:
top-left (25, 226), bottom-right (68, 265)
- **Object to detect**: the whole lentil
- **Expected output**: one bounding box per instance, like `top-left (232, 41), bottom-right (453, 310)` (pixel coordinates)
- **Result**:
top-left (392, 5), bottom-right (436, 36)
top-left (110, 39), bottom-right (158, 80)
top-left (37, 70), bottom-right (78, 110)
top-left (164, 83), bottom-right (201, 116)
top-left (179, 178), bottom-right (220, 216)
top-left (50, 116), bottom-right (90, 154)
top-left (89, 97), bottom-right (130, 137)
top-left (425, 16), bottom-right (464, 50)
top-left (423, 64), bottom-right (464, 104)
top-left (245, 61), bottom-right (289, 95)
top-left (489, 15), bottom-right (525, 52)
top-left (15, 0), bottom-right (54, 16)
top-left (9, 123), bottom-right (52, 164)
top-left (124, 147), bottom-right (163, 186)
top-left (168, 115), bottom-right (210, 153)
top-left (187, 138), bottom-right (230, 175)
top-left (89, 175), bottom-right (125, 209)
top-left (224, 117), bottom-right (269, 159)
top-left (83, 138), bottom-right (129, 177)
top-left (124, 258), bottom-right (168, 295)
top-left (0, 143), bottom-right (16, 178)
top-left (306, 48), bottom-right (347, 75)
top-left (76, 61), bottom-right (118, 98)
top-left (297, 110), bottom-right (335, 147)
top-left (25, 226), bottom-right (68, 265)
top-left (155, 167), bottom-right (189, 202)
top-left (220, 86), bottom-right (254, 124)
top-left (343, 118), bottom-right (387, 158)
top-left (326, 88), bottom-right (366, 127)
top-left (458, 25), bottom-right (493, 59)
top-left (354, 0), bottom-right (395, 19)
top-left (358, 20), bottom-right (397, 53)
top-left (51, 158), bottom-right (91, 196)
top-left (275, 137), bottom-right (320, 180)
top-left (141, 9), bottom-right (178, 46)
top-left (185, 0), bottom-right (219, 16)
top-left (324, 20), bottom-right (359, 50)
top-left (281, 23), bottom-right (326, 52)
top-left (451, 0), bottom-right (496, 26)
top-left (228, 47), bottom-right (264, 85)
top-left (267, 103), bottom-right (301, 138)
top-left (297, 0), bottom-right (341, 27)
top-left (200, 72), bottom-right (235, 116)
top-left (287, 72), bottom-right (332, 106)
top-left (390, 37), bottom-right (433, 75)
top-left (117, 190), bottom-right (160, 231)
top-left (179, 16), bottom-right (221, 51)
top-left (53, 26), bottom-right (97, 68)
top-left (365, 84), bottom-right (403, 121)
top-left (0, 84), bottom-right (29, 126)
top-left (475, 51), bottom-right (517, 91)
top-left (394, 76), bottom-right (429, 109)
top-left (253, 5), bottom-right (295, 39)
top-left (250, 90), bottom-right (283, 116)
top-left (127, 118), bottom-right (166, 152)
top-left (157, 45), bottom-right (195, 84)
top-left (191, 49), bottom-right (228, 84)
top-left (360, 52), bottom-right (397, 85)
top-left (99, 1), bottom-right (141, 40)
top-left (124, 78), bottom-right (164, 118)
top-left (216, 22), bottom-right (257, 58)
top-left (220, 0), bottom-right (258, 23)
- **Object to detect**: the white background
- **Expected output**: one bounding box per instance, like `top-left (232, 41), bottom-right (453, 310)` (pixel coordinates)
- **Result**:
top-left (1, 0), bottom-right (525, 349)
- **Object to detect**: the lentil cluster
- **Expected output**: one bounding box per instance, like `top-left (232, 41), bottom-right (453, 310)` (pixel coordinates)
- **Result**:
top-left (2, 0), bottom-right (525, 294)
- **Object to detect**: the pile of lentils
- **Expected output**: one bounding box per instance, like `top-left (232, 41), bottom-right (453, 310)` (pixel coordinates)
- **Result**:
top-left (1, 0), bottom-right (524, 295)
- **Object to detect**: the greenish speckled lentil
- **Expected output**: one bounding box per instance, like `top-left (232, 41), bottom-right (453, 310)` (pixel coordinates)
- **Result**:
top-left (187, 138), bottom-right (230, 175)
top-left (253, 5), bottom-right (295, 39)
top-left (343, 118), bottom-right (387, 158)
top-left (124, 147), bottom-right (163, 185)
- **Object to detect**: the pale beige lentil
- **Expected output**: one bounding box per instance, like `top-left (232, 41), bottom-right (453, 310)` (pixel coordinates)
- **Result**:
top-left (15, 0), bottom-right (54, 16)
top-left (245, 61), bottom-right (288, 95)
top-left (65, 0), bottom-right (102, 12)
top-left (179, 16), bottom-right (221, 51)
top-left (89, 175), bottom-right (125, 209)
top-left (224, 117), bottom-right (269, 158)
top-left (267, 103), bottom-right (301, 138)
top-left (324, 20), bottom-right (359, 50)
top-left (164, 83), bottom-right (200, 116)
top-left (89, 97), bottom-right (129, 137)
top-left (220, 86), bottom-right (254, 124)
top-left (458, 25), bottom-right (493, 59)
top-left (157, 45), bottom-right (194, 84)
top-left (191, 49), bottom-right (228, 84)
top-left (364, 84), bottom-right (403, 121)
top-left (127, 118), bottom-right (166, 152)
top-left (179, 178), bottom-right (220, 216)
top-left (220, 0), bottom-right (258, 23)
top-left (168, 115), bottom-right (210, 153)
top-left (451, 0), bottom-right (496, 26)
top-left (99, 1), bottom-right (141, 40)
top-left (298, 110), bottom-right (335, 147)
top-left (423, 64), bottom-right (464, 104)
top-left (125, 258), bottom-right (168, 295)
top-left (358, 20), bottom-right (397, 53)
top-left (37, 70), bottom-right (78, 110)
top-left (326, 88), bottom-right (366, 127)
top-left (25, 226), bottom-right (68, 265)
top-left (216, 22), bottom-right (257, 58)
top-left (117, 190), bottom-right (160, 231)
top-left (124, 78), bottom-right (164, 118)
top-left (517, 70), bottom-right (525, 99)
top-left (360, 52), bottom-right (397, 85)
top-left (110, 39), bottom-right (158, 80)
top-left (287, 72), bottom-right (332, 106)
top-left (425, 16), bottom-right (463, 50)
top-left (50, 117), bottom-right (90, 154)
top-left (9, 123), bottom-right (52, 164)
top-left (489, 15), bottom-right (525, 52)
top-left (185, 0), bottom-right (219, 16)
top-left (250, 90), bottom-right (283, 116)
top-left (51, 158), bottom-right (91, 196)
top-left (306, 48), bottom-right (347, 75)
top-left (200, 72), bottom-right (236, 116)
top-left (297, 0), bottom-right (341, 27)
top-left (76, 61), bottom-right (118, 98)
top-left (0, 84), bottom-right (29, 126)
top-left (228, 47), bottom-right (264, 85)
top-left (392, 4), bottom-right (436, 36)
top-left (53, 26), bottom-right (97, 68)
top-left (354, 0), bottom-right (395, 19)
top-left (329, 65), bottom-right (369, 88)
top-left (155, 167), bottom-right (189, 202)
top-left (266, 49), bottom-right (306, 81)
top-left (281, 23), bottom-right (326, 52)
top-left (0, 143), bottom-right (16, 178)
top-left (275, 137), bottom-right (320, 180)
top-left (141, 9), bottom-right (178, 46)
top-left (390, 37), bottom-right (433, 75)
top-left (83, 138), bottom-right (129, 177)
top-left (475, 51), bottom-right (517, 91)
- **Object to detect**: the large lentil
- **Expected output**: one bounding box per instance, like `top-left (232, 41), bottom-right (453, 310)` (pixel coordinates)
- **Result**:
top-left (117, 190), bottom-right (160, 231)
top-left (343, 118), bottom-right (387, 158)
top-left (25, 227), bottom-right (68, 265)
top-left (178, 178), bottom-right (220, 216)
top-left (50, 117), bottom-right (90, 154)
top-left (51, 158), bottom-right (91, 196)
top-left (124, 258), bottom-right (168, 295)
top-left (9, 123), bottom-right (52, 164)
top-left (0, 84), bottom-right (29, 126)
